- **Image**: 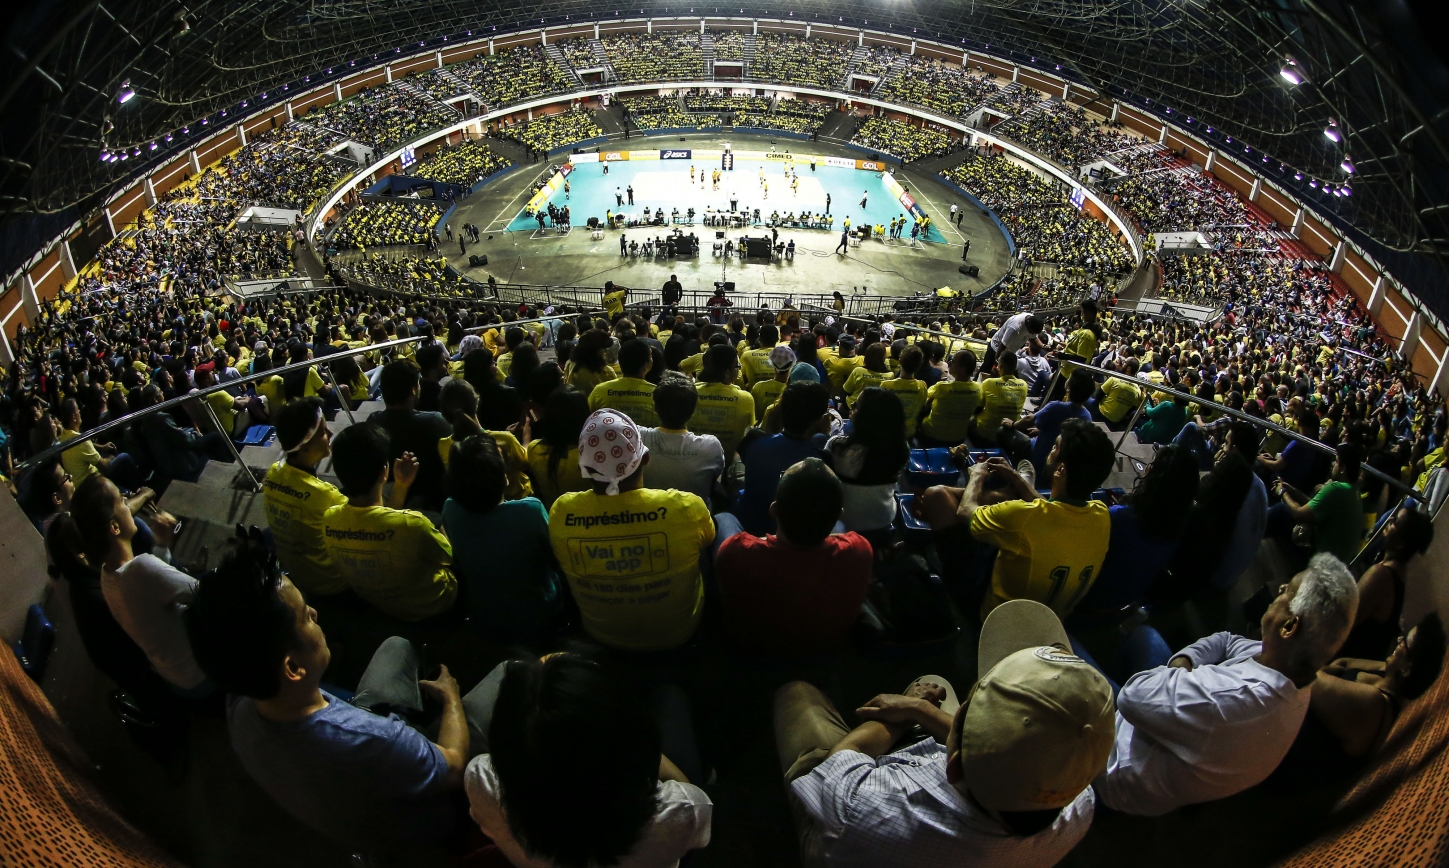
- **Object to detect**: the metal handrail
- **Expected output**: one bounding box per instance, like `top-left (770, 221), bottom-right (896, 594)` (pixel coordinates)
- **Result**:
top-left (15, 310), bottom-right (594, 478)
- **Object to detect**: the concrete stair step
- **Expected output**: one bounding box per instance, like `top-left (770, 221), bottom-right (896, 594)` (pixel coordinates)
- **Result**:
top-left (159, 480), bottom-right (266, 529)
top-left (170, 517), bottom-right (252, 576)
top-left (197, 460), bottom-right (247, 491)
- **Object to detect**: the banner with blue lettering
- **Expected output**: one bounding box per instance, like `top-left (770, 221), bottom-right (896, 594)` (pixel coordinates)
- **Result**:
top-left (660, 148), bottom-right (692, 160)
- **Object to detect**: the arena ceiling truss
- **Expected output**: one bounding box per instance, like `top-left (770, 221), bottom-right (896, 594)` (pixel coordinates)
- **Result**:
top-left (2, 0), bottom-right (1446, 306)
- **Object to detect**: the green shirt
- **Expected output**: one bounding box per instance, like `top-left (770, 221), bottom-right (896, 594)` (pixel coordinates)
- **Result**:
top-left (1308, 480), bottom-right (1365, 564)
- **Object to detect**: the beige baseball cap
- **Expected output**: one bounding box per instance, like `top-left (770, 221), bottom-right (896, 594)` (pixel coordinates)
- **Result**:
top-left (958, 600), bottom-right (1116, 813)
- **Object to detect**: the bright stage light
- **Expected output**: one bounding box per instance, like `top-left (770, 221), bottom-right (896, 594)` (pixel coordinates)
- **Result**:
top-left (117, 80), bottom-right (135, 104)
top-left (1323, 120), bottom-right (1341, 142)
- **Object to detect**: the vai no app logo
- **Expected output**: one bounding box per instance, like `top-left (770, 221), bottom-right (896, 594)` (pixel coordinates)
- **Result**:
top-left (661, 149), bottom-right (691, 159)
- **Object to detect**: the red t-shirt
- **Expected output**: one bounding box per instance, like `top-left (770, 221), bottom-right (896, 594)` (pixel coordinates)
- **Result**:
top-left (716, 532), bottom-right (873, 657)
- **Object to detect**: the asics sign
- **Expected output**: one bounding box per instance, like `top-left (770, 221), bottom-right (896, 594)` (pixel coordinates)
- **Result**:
top-left (660, 149), bottom-right (692, 159)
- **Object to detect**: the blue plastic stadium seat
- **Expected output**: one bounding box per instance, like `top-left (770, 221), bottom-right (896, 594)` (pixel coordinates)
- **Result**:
top-left (10, 604), bottom-right (55, 682)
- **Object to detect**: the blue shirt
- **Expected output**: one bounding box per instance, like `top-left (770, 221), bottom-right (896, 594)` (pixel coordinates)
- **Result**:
top-left (443, 497), bottom-right (562, 638)
top-left (737, 433), bottom-right (824, 534)
top-left (1080, 504), bottom-right (1181, 611)
top-left (1277, 440), bottom-right (1319, 492)
top-left (1031, 401), bottom-right (1091, 476)
top-left (227, 692), bottom-right (452, 850)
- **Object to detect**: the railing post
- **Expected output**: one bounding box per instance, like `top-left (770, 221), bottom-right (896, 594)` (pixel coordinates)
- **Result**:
top-left (202, 401), bottom-right (262, 492)
top-left (1115, 392), bottom-right (1148, 451)
top-left (321, 361), bottom-right (357, 426)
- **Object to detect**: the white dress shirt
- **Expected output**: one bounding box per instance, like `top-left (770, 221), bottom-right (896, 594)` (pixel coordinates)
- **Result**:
top-left (990, 312), bottom-right (1035, 354)
top-left (1094, 632), bottom-right (1309, 816)
top-left (791, 739), bottom-right (1095, 868)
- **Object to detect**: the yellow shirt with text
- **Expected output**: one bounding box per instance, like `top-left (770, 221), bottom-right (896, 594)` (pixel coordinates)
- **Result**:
top-left (750, 378), bottom-right (789, 422)
top-left (974, 376), bottom-right (1028, 440)
top-left (548, 488), bottom-right (715, 651)
top-left (970, 498), bottom-right (1110, 620)
top-left (263, 460), bottom-right (348, 595)
top-left (689, 381), bottom-right (755, 457)
top-left (588, 377), bottom-right (660, 427)
top-left (321, 504), bottom-right (457, 621)
top-left (920, 380), bottom-right (982, 443)
top-left (842, 366), bottom-right (891, 406)
top-left (880, 377), bottom-right (928, 436)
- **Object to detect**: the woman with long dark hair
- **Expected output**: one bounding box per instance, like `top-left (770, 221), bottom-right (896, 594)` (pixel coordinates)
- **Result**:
top-left (825, 386), bottom-right (909, 534)
top-left (1075, 445), bottom-right (1201, 618)
top-left (565, 330), bottom-right (618, 393)
top-left (525, 387), bottom-right (593, 507)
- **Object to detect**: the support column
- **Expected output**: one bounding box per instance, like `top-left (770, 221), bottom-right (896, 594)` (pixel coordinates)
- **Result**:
top-left (1203, 150), bottom-right (1215, 173)
top-left (189, 150), bottom-right (201, 174)
top-left (436, 50), bottom-right (444, 67)
top-left (286, 101), bottom-right (294, 119)
top-left (594, 24), bottom-right (599, 39)
top-left (1158, 125), bottom-right (1167, 144)
top-left (1249, 178), bottom-right (1262, 202)
top-left (1367, 276), bottom-right (1386, 316)
top-left (1062, 82), bottom-right (1070, 100)
top-left (20, 274), bottom-right (40, 322)
top-left (540, 29), bottom-right (547, 46)
top-left (962, 50), bottom-right (970, 67)
top-left (1402, 312), bottom-right (1424, 362)
top-left (1429, 352), bottom-right (1449, 400)
top-left (490, 38), bottom-right (496, 55)
top-left (805, 24), bottom-right (811, 38)
top-left (144, 178), bottom-right (157, 207)
top-left (0, 325), bottom-right (13, 368)
top-left (528, 108), bottom-right (534, 121)
top-left (58, 239), bottom-right (76, 281)
top-left (909, 40), bottom-right (916, 55)
top-left (237, 125), bottom-right (247, 147)
top-left (647, 20), bottom-right (652, 34)
top-left (1329, 240), bottom-right (1347, 274)
top-left (1012, 66), bottom-right (1019, 82)
top-left (1110, 102), bottom-right (1119, 123)
top-left (700, 20), bottom-right (705, 35)
top-left (334, 82), bottom-right (343, 101)
top-left (1290, 207), bottom-right (1304, 239)
top-left (753, 20), bottom-right (758, 35)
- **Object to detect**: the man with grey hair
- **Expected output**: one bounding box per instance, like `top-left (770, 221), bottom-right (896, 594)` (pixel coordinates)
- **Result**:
top-left (1093, 553), bottom-right (1357, 815)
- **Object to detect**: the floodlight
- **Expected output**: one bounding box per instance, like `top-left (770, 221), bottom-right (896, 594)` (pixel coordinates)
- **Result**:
top-left (1279, 58), bottom-right (1305, 86)
top-left (1340, 157), bottom-right (1355, 173)
top-left (1323, 120), bottom-right (1341, 142)
top-left (117, 80), bottom-right (136, 104)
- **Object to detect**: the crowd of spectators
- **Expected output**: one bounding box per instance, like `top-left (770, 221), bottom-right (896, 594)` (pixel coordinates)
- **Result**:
top-left (303, 85), bottom-right (458, 154)
top-left (602, 33), bottom-right (706, 81)
top-left (738, 113), bottom-right (822, 135)
top-left (1004, 205), bottom-right (1136, 273)
top-left (711, 29), bottom-right (747, 60)
top-left (329, 202), bottom-right (441, 250)
top-left (987, 270), bottom-right (1105, 312)
top-left (850, 44), bottom-right (897, 80)
top-left (878, 58), bottom-right (1000, 116)
top-left (985, 81), bottom-right (1045, 116)
top-left (940, 150), bottom-right (1061, 211)
top-left (341, 254), bottom-right (472, 297)
top-left (997, 101), bottom-right (1141, 170)
top-left (496, 108), bottom-right (603, 153)
top-left (428, 46), bottom-right (574, 109)
top-left (752, 33), bottom-right (855, 88)
top-left (683, 92), bottom-right (772, 114)
top-left (409, 140), bottom-right (512, 189)
top-left (849, 116), bottom-right (956, 162)
top-left (192, 123), bottom-right (350, 212)
top-left (775, 97), bottom-right (832, 118)
top-left (557, 37), bottom-right (598, 70)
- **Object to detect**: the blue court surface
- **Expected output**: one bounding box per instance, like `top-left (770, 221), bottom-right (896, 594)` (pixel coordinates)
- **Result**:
top-left (509, 157), bottom-right (948, 242)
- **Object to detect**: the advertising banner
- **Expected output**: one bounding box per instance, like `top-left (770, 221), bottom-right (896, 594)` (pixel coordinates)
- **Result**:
top-left (571, 152), bottom-right (599, 164)
top-left (856, 159), bottom-right (886, 172)
top-left (734, 150), bottom-right (766, 160)
top-left (883, 172), bottom-right (926, 219)
top-left (602, 151), bottom-right (630, 162)
top-left (693, 149), bottom-right (724, 158)
top-left (524, 166), bottom-right (570, 215)
top-left (659, 149), bottom-right (692, 160)
top-left (825, 157), bottom-right (857, 169)
top-left (630, 151), bottom-right (660, 161)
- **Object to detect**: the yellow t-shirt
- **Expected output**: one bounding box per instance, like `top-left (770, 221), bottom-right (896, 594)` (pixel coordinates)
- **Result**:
top-left (496, 352), bottom-right (514, 380)
top-left (59, 430), bottom-right (104, 487)
top-left (302, 366), bottom-right (326, 399)
top-left (1061, 328), bottom-right (1099, 376)
top-left (263, 460), bottom-right (348, 595)
top-left (841, 367), bottom-right (891, 406)
top-left (526, 443), bottom-right (593, 507)
top-left (880, 377), bottom-right (928, 437)
top-left (750, 378), bottom-right (789, 422)
top-left (920, 380), bottom-right (982, 444)
top-left (975, 376), bottom-right (1028, 440)
top-left (321, 503), bottom-right (457, 621)
top-left (565, 362), bottom-right (618, 394)
top-left (203, 390), bottom-right (238, 433)
top-left (1097, 377), bottom-right (1143, 423)
top-left (740, 347), bottom-right (776, 387)
top-left (823, 355), bottom-right (863, 392)
top-left (256, 375), bottom-right (285, 408)
top-left (603, 289), bottom-right (627, 318)
top-left (588, 377), bottom-right (660, 427)
top-left (970, 498), bottom-right (1111, 619)
top-left (689, 381), bottom-right (755, 458)
top-left (548, 488), bottom-right (715, 651)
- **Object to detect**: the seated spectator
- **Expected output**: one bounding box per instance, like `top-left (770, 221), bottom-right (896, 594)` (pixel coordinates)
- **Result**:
top-left (368, 360), bottom-right (453, 510)
top-left (822, 334), bottom-right (862, 396)
top-left (881, 346), bottom-right (929, 438)
top-left (1257, 411), bottom-right (1324, 492)
top-left (414, 343), bottom-right (449, 413)
top-left (1095, 554), bottom-right (1359, 815)
top-left (66, 474), bottom-right (208, 695)
top-left (918, 349), bottom-right (981, 447)
top-left (1135, 394), bottom-right (1189, 445)
top-left (464, 348), bottom-right (524, 432)
top-left (565, 330), bottom-right (619, 393)
top-left (526, 387), bottom-right (594, 507)
top-left (193, 363), bottom-right (259, 438)
top-left (1025, 370), bottom-right (1093, 479)
top-left (824, 387), bottom-right (909, 536)
top-left (1337, 505), bottom-right (1434, 660)
top-left (637, 373), bottom-right (726, 503)
top-left (689, 345), bottom-right (755, 460)
top-left (130, 384), bottom-right (235, 483)
top-left (436, 378), bottom-right (534, 501)
top-left (1269, 442), bottom-right (1366, 566)
top-left (1090, 358), bottom-right (1143, 431)
top-left (322, 423), bottom-right (457, 621)
top-left (971, 350), bottom-right (1030, 466)
top-left (1073, 446), bottom-right (1199, 620)
top-left (442, 434), bottom-right (563, 640)
top-left (841, 343), bottom-right (892, 407)
top-left (741, 325), bottom-right (782, 388)
top-left (549, 410), bottom-right (715, 651)
top-left (1306, 613), bottom-right (1444, 764)
top-left (982, 312), bottom-right (1044, 376)
top-left (20, 457), bottom-right (75, 535)
top-left (263, 397), bottom-right (347, 597)
top-left (718, 459), bottom-right (872, 655)
top-left (56, 397), bottom-right (140, 489)
top-left (588, 338), bottom-right (659, 426)
top-left (749, 345), bottom-right (797, 422)
top-left (469, 651), bottom-right (712, 868)
top-left (773, 599), bottom-right (1114, 865)
top-left (736, 383), bottom-right (832, 535)
top-left (187, 534), bottom-right (494, 853)
top-left (919, 419), bottom-right (1115, 620)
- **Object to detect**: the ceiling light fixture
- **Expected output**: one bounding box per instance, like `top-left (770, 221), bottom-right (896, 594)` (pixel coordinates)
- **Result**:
top-left (1340, 157), bottom-right (1355, 173)
top-left (1279, 57), bottom-right (1305, 86)
top-left (1323, 119), bottom-right (1341, 142)
top-left (116, 80), bottom-right (136, 104)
